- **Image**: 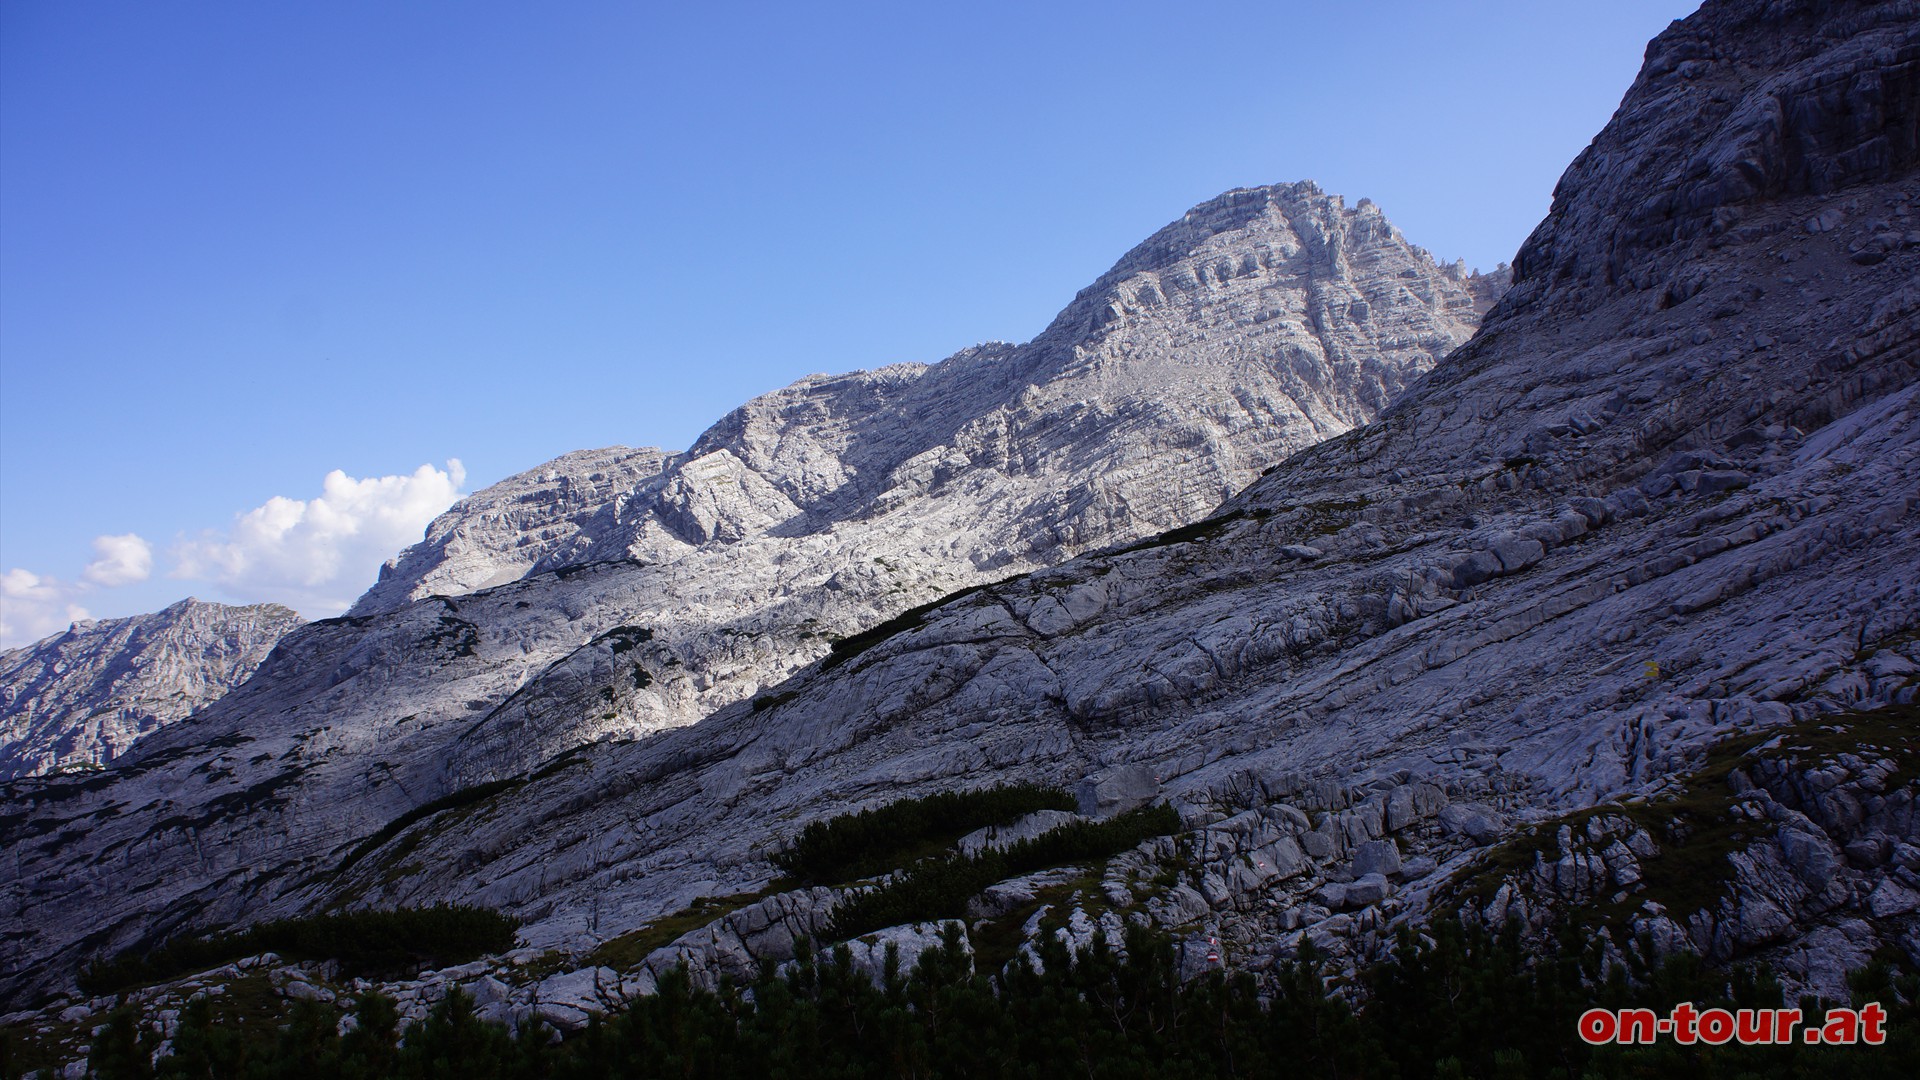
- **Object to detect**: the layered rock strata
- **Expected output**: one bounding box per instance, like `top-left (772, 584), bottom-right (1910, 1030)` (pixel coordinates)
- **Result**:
top-left (0, 599), bottom-right (303, 779)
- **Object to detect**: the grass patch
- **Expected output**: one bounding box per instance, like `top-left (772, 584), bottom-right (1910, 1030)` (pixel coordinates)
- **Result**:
top-left (600, 625), bottom-right (653, 654)
top-left (819, 574), bottom-right (1023, 673)
top-left (968, 873), bottom-right (1100, 975)
top-left (751, 687), bottom-right (802, 713)
top-left (1442, 700), bottom-right (1919, 923)
top-left (1103, 510), bottom-right (1252, 558)
top-left (582, 889), bottom-right (784, 972)
top-left (773, 783), bottom-right (1077, 885)
top-left (4, 972), bottom-right (293, 1076)
top-left (529, 746), bottom-right (593, 782)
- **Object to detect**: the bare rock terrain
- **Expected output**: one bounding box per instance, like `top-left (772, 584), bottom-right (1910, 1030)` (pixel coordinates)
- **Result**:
top-left (2, 0), bottom-right (1916, 1042)
top-left (0, 599), bottom-right (302, 780)
top-left (1, 175), bottom-right (1495, 1005)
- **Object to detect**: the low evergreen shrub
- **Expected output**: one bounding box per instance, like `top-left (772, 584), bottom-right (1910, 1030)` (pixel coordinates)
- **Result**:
top-left (772, 782), bottom-right (1077, 884)
top-left (824, 802), bottom-right (1181, 939)
top-left (77, 904), bottom-right (519, 996)
top-left (77, 920), bottom-right (1920, 1079)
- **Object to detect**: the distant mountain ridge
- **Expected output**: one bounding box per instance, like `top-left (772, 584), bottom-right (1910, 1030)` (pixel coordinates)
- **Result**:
top-left (0, 599), bottom-right (303, 779)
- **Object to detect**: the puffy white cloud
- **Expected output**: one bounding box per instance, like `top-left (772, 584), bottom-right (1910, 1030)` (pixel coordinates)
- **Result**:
top-left (82, 533), bottom-right (154, 586)
top-left (0, 461), bottom-right (464, 648)
top-left (3, 534), bottom-right (148, 648)
top-left (171, 460), bottom-right (466, 616)
top-left (0, 568), bottom-right (91, 650)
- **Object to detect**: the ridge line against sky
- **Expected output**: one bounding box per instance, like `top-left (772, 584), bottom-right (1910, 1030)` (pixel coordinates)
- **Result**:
top-left (0, 1), bottom-right (1699, 647)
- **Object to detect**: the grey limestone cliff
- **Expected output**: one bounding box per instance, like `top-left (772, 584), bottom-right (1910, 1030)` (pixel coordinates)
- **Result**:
top-left (3, 0), bottom-right (1916, 1024)
top-left (0, 179), bottom-right (1496, 1005)
top-left (0, 599), bottom-right (303, 781)
top-left (354, 185), bottom-right (1498, 620)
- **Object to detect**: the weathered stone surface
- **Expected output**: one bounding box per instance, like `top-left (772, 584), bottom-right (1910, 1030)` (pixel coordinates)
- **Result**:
top-left (1352, 840), bottom-right (1402, 879)
top-left (840, 922), bottom-right (971, 986)
top-left (2, 0), bottom-right (1917, 1020)
top-left (0, 599), bottom-right (302, 778)
top-left (532, 967), bottom-right (618, 1032)
top-left (1076, 766), bottom-right (1161, 818)
top-left (957, 810), bottom-right (1086, 856)
top-left (1346, 873), bottom-right (1391, 907)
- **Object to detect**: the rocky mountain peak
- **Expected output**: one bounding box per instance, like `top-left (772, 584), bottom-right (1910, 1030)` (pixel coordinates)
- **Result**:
top-left (0, 598), bottom-right (303, 779)
top-left (11, 0), bottom-right (1912, 1027)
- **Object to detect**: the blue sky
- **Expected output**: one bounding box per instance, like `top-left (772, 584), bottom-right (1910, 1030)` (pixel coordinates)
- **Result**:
top-left (0, 0), bottom-right (1698, 645)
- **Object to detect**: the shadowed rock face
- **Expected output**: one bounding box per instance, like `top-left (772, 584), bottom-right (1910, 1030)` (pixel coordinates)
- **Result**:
top-left (0, 600), bottom-right (303, 779)
top-left (2, 0), bottom-right (1915, 1013)
top-left (1504, 0), bottom-right (1919, 320)
top-left (0, 185), bottom-right (1493, 1003)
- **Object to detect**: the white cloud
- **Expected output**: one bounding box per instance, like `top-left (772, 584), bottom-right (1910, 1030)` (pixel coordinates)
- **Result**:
top-left (171, 460), bottom-right (466, 616)
top-left (3, 535), bottom-right (145, 648)
top-left (0, 461), bottom-right (464, 649)
top-left (0, 568), bottom-right (91, 650)
top-left (82, 533), bottom-right (154, 586)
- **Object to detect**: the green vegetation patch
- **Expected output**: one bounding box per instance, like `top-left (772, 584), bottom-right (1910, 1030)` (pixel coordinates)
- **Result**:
top-left (599, 625), bottom-right (653, 654)
top-left (818, 574), bottom-right (1023, 672)
top-left (967, 869), bottom-right (1104, 976)
top-left (53, 918), bottom-right (1920, 1079)
top-left (77, 904), bottom-right (519, 997)
top-left (581, 890), bottom-right (782, 973)
top-left (772, 783), bottom-right (1077, 885)
top-left (825, 803), bottom-right (1180, 941)
top-left (1103, 509), bottom-right (1254, 557)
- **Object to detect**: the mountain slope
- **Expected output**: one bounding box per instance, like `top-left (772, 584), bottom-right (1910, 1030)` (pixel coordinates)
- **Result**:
top-left (6, 0), bottom-right (1913, 1013)
top-left (0, 185), bottom-right (1497, 1003)
top-left (0, 600), bottom-right (303, 780)
top-left (354, 185), bottom-right (1499, 617)
top-left (285, 0), bottom-right (1918, 1001)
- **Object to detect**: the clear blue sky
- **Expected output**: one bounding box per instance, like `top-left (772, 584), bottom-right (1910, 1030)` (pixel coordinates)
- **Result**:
top-left (0, 0), bottom-right (1698, 644)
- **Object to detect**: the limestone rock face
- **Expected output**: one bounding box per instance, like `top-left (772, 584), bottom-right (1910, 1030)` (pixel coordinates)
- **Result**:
top-left (325, 183), bottom-right (1496, 788)
top-left (0, 181), bottom-right (1491, 1004)
top-left (318, 0), bottom-right (1907, 988)
top-left (3, 0), bottom-right (1916, 1014)
top-left (0, 599), bottom-right (302, 779)
top-left (351, 185), bottom-right (1497, 641)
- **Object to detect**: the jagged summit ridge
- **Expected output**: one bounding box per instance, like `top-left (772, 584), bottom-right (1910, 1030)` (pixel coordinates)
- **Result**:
top-left (0, 599), bottom-right (303, 780)
top-left (0, 179), bottom-right (1495, 1003)
top-left (264, 181), bottom-right (1502, 784)
top-left (354, 181), bottom-right (1499, 617)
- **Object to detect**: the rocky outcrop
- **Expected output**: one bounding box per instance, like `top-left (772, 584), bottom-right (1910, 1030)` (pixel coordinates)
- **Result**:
top-left (2, 0), bottom-right (1916, 1022)
top-left (0, 186), bottom-right (1495, 1005)
top-left (0, 599), bottom-right (303, 779)
top-left (281, 0), bottom-right (1914, 1004)
top-left (1502, 0), bottom-right (1919, 322)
